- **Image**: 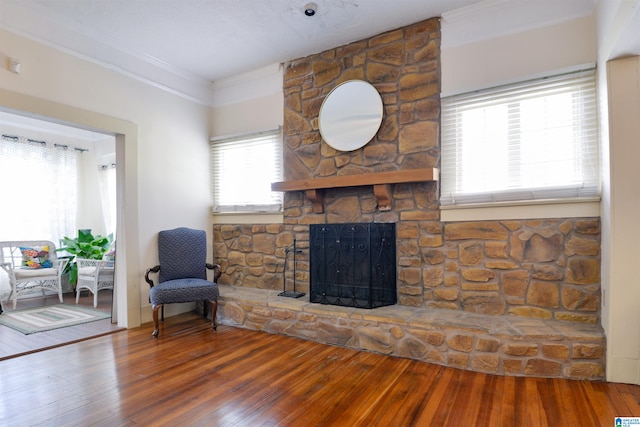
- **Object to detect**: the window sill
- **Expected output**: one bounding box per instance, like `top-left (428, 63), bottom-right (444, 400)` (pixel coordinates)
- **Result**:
top-left (440, 198), bottom-right (600, 222)
top-left (212, 211), bottom-right (284, 224)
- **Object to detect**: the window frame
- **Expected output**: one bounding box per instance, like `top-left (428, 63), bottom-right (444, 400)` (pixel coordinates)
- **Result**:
top-left (210, 128), bottom-right (283, 214)
top-left (440, 68), bottom-right (600, 215)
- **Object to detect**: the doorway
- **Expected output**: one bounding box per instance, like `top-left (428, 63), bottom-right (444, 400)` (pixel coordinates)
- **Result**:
top-left (0, 90), bottom-right (140, 333)
top-left (0, 108), bottom-right (127, 352)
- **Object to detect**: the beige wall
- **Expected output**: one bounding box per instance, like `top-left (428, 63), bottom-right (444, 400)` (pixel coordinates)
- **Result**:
top-left (441, 15), bottom-right (596, 96)
top-left (0, 29), bottom-right (212, 326)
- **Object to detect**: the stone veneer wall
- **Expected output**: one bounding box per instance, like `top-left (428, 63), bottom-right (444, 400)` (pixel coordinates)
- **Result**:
top-left (212, 17), bottom-right (603, 378)
top-left (213, 218), bottom-right (601, 323)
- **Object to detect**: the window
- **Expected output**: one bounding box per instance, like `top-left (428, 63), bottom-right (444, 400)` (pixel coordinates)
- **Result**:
top-left (210, 128), bottom-right (283, 213)
top-left (441, 69), bottom-right (599, 207)
top-left (0, 135), bottom-right (78, 241)
top-left (0, 136), bottom-right (80, 297)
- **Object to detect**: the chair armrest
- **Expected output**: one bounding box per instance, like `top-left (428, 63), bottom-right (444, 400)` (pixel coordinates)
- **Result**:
top-left (53, 257), bottom-right (69, 273)
top-left (145, 265), bottom-right (160, 287)
top-left (206, 263), bottom-right (222, 282)
top-left (0, 261), bottom-right (13, 275)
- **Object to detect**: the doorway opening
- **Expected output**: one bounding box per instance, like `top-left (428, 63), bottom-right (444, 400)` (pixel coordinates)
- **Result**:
top-left (0, 109), bottom-right (125, 356)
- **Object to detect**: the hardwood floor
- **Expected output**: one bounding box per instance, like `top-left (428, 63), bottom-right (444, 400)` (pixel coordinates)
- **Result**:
top-left (1, 312), bottom-right (639, 426)
top-left (0, 290), bottom-right (122, 360)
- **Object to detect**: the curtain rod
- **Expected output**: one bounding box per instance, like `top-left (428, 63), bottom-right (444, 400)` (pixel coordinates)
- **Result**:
top-left (2, 133), bottom-right (88, 152)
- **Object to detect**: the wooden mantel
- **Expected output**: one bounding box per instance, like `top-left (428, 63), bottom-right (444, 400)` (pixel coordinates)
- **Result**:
top-left (271, 168), bottom-right (439, 213)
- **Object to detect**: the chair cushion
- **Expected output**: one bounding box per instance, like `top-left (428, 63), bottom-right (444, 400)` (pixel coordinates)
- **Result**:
top-left (20, 246), bottom-right (52, 269)
top-left (78, 266), bottom-right (99, 277)
top-left (149, 278), bottom-right (219, 306)
top-left (14, 267), bottom-right (57, 279)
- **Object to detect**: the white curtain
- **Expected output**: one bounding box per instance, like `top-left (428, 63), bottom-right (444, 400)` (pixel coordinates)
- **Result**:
top-left (0, 136), bottom-right (78, 296)
top-left (98, 163), bottom-right (117, 238)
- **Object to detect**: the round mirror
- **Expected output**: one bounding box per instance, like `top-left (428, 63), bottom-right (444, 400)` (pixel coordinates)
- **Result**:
top-left (319, 80), bottom-right (383, 152)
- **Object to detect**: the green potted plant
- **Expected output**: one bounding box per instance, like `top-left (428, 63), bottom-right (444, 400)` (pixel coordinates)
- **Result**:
top-left (58, 229), bottom-right (114, 285)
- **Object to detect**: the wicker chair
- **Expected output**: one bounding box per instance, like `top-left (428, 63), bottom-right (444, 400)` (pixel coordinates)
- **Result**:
top-left (144, 228), bottom-right (221, 338)
top-left (75, 258), bottom-right (115, 308)
top-left (0, 240), bottom-right (69, 310)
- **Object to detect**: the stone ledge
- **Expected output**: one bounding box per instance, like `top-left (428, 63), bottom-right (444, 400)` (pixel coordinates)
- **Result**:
top-left (216, 285), bottom-right (605, 380)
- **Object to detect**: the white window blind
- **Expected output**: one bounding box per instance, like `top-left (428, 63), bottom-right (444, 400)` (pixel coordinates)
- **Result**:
top-left (441, 69), bottom-right (599, 207)
top-left (211, 128), bottom-right (283, 213)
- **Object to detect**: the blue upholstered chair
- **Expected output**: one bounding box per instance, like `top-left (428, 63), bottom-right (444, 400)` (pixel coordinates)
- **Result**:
top-left (144, 228), bottom-right (221, 338)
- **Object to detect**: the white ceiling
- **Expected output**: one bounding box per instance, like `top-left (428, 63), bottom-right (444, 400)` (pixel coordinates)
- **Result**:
top-left (1, 0), bottom-right (639, 140)
top-left (0, 0), bottom-right (611, 106)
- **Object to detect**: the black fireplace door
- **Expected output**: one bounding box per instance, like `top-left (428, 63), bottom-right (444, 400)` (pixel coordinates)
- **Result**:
top-left (310, 223), bottom-right (396, 308)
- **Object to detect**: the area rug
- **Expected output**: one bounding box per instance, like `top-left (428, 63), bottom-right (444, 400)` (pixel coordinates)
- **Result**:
top-left (0, 304), bottom-right (111, 334)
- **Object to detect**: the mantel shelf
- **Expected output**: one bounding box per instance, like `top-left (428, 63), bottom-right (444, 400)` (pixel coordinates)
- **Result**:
top-left (271, 168), bottom-right (439, 213)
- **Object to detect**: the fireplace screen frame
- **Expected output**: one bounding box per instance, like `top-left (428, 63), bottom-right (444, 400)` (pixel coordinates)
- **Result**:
top-left (309, 223), bottom-right (397, 309)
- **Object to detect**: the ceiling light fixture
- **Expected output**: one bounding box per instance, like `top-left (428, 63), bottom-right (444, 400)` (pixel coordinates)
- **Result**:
top-left (304, 2), bottom-right (317, 17)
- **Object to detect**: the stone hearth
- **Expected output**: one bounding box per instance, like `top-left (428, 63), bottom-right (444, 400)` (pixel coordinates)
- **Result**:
top-left (215, 285), bottom-right (605, 380)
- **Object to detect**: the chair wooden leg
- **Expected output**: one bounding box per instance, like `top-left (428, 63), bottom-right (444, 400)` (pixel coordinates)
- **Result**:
top-left (209, 299), bottom-right (218, 331)
top-left (152, 304), bottom-right (162, 338)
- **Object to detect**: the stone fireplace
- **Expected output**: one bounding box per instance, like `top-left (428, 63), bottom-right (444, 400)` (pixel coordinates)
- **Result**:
top-left (213, 16), bottom-right (600, 323)
top-left (212, 17), bottom-right (604, 380)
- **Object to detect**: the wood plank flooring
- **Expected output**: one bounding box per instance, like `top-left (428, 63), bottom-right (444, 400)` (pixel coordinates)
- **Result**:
top-left (1, 312), bottom-right (639, 426)
top-left (0, 291), bottom-right (121, 360)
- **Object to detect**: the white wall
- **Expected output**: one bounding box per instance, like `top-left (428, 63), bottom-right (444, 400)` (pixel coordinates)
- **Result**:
top-left (210, 91), bottom-right (283, 138)
top-left (603, 56), bottom-right (640, 384)
top-left (0, 29), bottom-right (212, 326)
top-left (441, 15), bottom-right (596, 96)
top-left (596, 0), bottom-right (640, 386)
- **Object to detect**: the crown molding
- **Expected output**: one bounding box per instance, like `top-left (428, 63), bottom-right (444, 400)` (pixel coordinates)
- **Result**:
top-left (441, 0), bottom-right (517, 23)
top-left (211, 63), bottom-right (283, 108)
top-left (0, 0), bottom-right (215, 105)
top-left (441, 0), bottom-right (595, 49)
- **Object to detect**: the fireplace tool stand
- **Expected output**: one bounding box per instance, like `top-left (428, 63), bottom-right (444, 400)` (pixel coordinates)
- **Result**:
top-left (279, 239), bottom-right (305, 298)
